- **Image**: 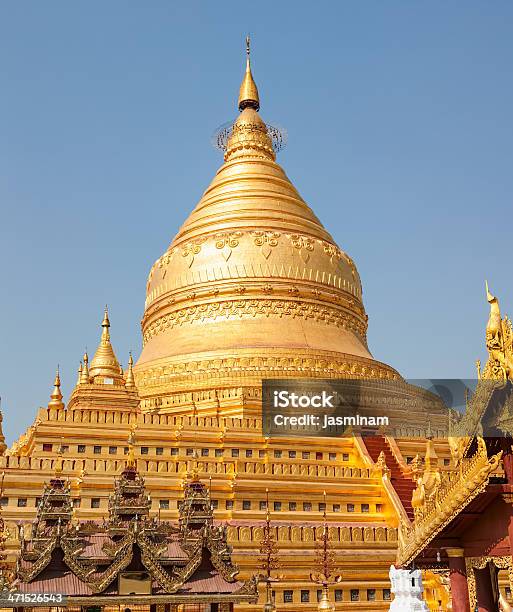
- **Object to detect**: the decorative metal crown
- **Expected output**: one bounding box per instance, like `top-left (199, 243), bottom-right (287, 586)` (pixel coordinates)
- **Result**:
top-left (212, 119), bottom-right (287, 154)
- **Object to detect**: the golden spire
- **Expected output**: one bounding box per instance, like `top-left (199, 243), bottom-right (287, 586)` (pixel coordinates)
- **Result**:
top-left (77, 362), bottom-right (83, 385)
top-left (89, 306), bottom-right (122, 380)
top-left (48, 366), bottom-right (65, 410)
top-left (125, 352), bottom-right (136, 389)
top-left (238, 35), bottom-right (260, 112)
top-left (80, 352), bottom-right (90, 384)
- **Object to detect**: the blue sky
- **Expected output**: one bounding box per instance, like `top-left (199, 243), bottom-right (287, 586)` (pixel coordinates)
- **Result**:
top-left (1, 2), bottom-right (512, 444)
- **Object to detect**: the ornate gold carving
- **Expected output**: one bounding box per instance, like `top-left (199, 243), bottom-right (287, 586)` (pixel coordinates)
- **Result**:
top-left (480, 283), bottom-right (513, 381)
top-left (398, 437), bottom-right (503, 567)
top-left (143, 298), bottom-right (367, 344)
top-left (181, 237), bottom-right (208, 267)
top-left (290, 233), bottom-right (314, 263)
top-left (465, 555), bottom-right (513, 611)
top-left (251, 230), bottom-right (281, 259)
top-left (322, 241), bottom-right (342, 263)
top-left (214, 231), bottom-right (243, 261)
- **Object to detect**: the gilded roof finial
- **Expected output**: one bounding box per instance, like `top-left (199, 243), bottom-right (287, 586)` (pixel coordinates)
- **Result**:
top-left (485, 280), bottom-right (502, 335)
top-left (89, 306), bottom-right (122, 380)
top-left (238, 35), bottom-right (260, 112)
top-left (80, 352), bottom-right (90, 384)
top-left (125, 352), bottom-right (136, 389)
top-left (48, 366), bottom-right (65, 410)
top-left (102, 305), bottom-right (110, 339)
top-left (482, 281), bottom-right (513, 380)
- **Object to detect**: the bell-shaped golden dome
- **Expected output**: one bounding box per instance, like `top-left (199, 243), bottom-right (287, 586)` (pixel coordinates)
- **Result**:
top-left (134, 44), bottom-right (397, 405)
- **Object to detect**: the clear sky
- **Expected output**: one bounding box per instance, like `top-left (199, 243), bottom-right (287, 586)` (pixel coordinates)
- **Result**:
top-left (1, 2), bottom-right (512, 445)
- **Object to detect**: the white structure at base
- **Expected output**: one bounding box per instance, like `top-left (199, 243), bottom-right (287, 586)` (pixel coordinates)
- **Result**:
top-left (388, 565), bottom-right (429, 611)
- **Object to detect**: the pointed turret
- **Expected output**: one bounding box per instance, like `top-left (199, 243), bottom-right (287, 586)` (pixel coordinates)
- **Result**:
top-left (68, 316), bottom-right (139, 412)
top-left (225, 38), bottom-right (275, 163)
top-left (89, 306), bottom-right (123, 381)
top-left (48, 367), bottom-right (65, 410)
top-left (238, 35), bottom-right (260, 111)
top-left (80, 352), bottom-right (90, 384)
top-left (125, 352), bottom-right (136, 389)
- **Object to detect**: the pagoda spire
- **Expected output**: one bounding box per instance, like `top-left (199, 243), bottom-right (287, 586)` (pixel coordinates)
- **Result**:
top-left (125, 352), bottom-right (136, 389)
top-left (89, 306), bottom-right (122, 380)
top-left (48, 366), bottom-right (65, 410)
top-left (80, 352), bottom-right (90, 384)
top-left (238, 35), bottom-right (260, 111)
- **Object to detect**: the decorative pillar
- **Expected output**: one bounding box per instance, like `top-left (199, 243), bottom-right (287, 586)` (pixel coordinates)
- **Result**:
top-left (475, 564), bottom-right (497, 612)
top-left (446, 548), bottom-right (470, 612)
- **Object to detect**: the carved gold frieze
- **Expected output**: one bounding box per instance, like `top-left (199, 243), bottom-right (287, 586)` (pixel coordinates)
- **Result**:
top-left (145, 230), bottom-right (362, 305)
top-left (135, 354), bottom-right (398, 394)
top-left (142, 298), bottom-right (367, 345)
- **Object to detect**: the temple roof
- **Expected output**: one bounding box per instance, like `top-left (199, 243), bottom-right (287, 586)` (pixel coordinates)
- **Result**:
top-left (14, 457), bottom-right (257, 603)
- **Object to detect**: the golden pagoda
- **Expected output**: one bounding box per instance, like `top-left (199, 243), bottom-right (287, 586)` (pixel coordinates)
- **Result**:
top-left (0, 40), bottom-right (460, 610)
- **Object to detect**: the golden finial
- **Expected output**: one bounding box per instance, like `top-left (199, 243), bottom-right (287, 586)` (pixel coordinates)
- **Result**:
top-left (48, 366), bottom-right (65, 410)
top-left (80, 352), bottom-right (90, 384)
top-left (125, 352), bottom-right (136, 389)
top-left (77, 362), bottom-right (83, 385)
top-left (102, 304), bottom-right (110, 328)
top-left (100, 305), bottom-right (111, 344)
top-left (238, 35), bottom-right (260, 112)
